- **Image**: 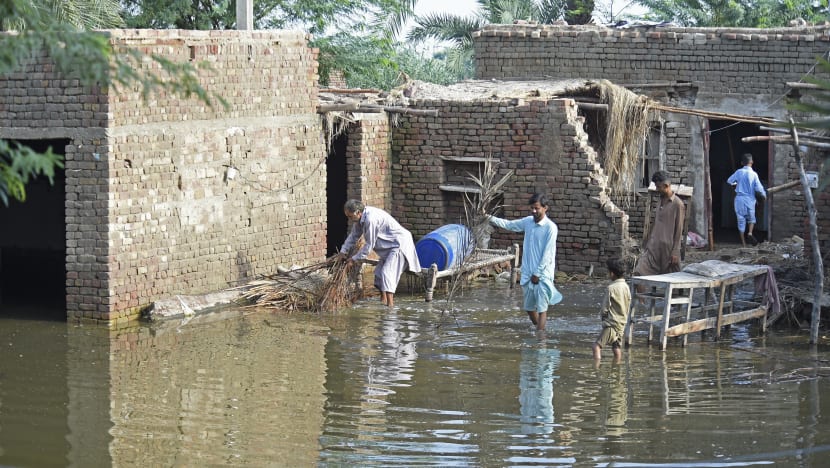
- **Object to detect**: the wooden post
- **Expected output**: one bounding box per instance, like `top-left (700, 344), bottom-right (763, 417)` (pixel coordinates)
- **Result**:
top-left (509, 243), bottom-right (520, 288)
top-left (788, 118), bottom-right (824, 344)
top-left (703, 119), bottom-right (715, 251)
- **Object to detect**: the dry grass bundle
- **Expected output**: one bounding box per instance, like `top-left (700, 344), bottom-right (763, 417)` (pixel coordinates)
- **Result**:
top-left (430, 156), bottom-right (513, 322)
top-left (596, 79), bottom-right (655, 200)
top-left (314, 257), bottom-right (364, 313)
top-left (464, 156), bottom-right (513, 249)
top-left (241, 240), bottom-right (366, 313)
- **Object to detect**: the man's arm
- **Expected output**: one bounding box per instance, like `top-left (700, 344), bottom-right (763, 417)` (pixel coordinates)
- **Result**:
top-left (341, 223), bottom-right (361, 255)
top-left (754, 173), bottom-right (767, 198)
top-left (488, 215), bottom-right (526, 233)
top-left (670, 199), bottom-right (685, 264)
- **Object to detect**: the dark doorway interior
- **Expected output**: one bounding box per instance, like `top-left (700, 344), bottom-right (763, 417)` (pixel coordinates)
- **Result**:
top-left (708, 121), bottom-right (770, 244)
top-left (0, 139), bottom-right (68, 317)
top-left (327, 132), bottom-right (348, 256)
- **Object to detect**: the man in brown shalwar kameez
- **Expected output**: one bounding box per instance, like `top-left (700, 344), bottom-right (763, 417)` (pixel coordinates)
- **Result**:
top-left (634, 171), bottom-right (685, 282)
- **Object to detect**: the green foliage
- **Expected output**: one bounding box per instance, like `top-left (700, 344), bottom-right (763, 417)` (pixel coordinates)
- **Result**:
top-left (0, 141), bottom-right (63, 205)
top-left (121, 0), bottom-right (416, 36)
top-left (0, 0), bottom-right (223, 205)
top-left (788, 58), bottom-right (830, 130)
top-left (565, 0), bottom-right (596, 24)
top-left (315, 33), bottom-right (461, 89)
top-left (636, 0), bottom-right (829, 27)
top-left (407, 0), bottom-right (569, 77)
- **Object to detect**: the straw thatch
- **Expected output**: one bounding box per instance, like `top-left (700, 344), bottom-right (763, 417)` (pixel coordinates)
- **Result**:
top-left (595, 79), bottom-right (655, 199)
top-left (240, 240), bottom-right (367, 313)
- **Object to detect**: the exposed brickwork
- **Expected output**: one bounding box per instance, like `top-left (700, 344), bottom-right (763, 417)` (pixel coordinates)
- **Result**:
top-left (472, 24), bottom-right (830, 247)
top-left (345, 115), bottom-right (392, 212)
top-left (473, 25), bottom-right (830, 97)
top-left (391, 98), bottom-right (631, 274)
top-left (0, 30), bottom-right (326, 325)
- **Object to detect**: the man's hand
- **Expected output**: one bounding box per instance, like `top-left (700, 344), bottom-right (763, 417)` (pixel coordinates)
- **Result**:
top-left (670, 254), bottom-right (680, 266)
top-left (531, 274), bottom-right (540, 284)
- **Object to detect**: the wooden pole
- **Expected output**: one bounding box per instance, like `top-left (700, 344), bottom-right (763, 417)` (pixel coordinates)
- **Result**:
top-left (759, 126), bottom-right (830, 142)
top-left (703, 118), bottom-right (715, 251)
top-left (766, 179), bottom-right (801, 194)
top-left (574, 102), bottom-right (609, 111)
top-left (742, 135), bottom-right (830, 149)
top-left (788, 117), bottom-right (823, 345)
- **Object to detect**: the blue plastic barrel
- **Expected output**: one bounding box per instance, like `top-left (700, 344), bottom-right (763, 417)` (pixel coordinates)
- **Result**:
top-left (416, 224), bottom-right (475, 271)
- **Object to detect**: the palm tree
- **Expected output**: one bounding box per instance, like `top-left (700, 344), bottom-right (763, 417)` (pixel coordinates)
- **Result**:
top-left (407, 0), bottom-right (569, 76)
top-left (2, 0), bottom-right (124, 31)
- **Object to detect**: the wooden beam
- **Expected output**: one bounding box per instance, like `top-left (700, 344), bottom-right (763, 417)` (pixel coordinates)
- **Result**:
top-left (767, 180), bottom-right (801, 194)
top-left (786, 82), bottom-right (821, 90)
top-left (317, 103), bottom-right (381, 113)
top-left (759, 125), bottom-right (830, 142)
top-left (574, 102), bottom-right (608, 111)
top-left (622, 81), bottom-right (696, 89)
top-left (316, 104), bottom-right (437, 115)
top-left (322, 88), bottom-right (382, 94)
top-left (741, 135), bottom-right (830, 149)
top-left (665, 307), bottom-right (766, 337)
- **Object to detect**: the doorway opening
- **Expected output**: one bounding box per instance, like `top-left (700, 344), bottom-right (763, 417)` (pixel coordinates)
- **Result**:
top-left (327, 132), bottom-right (349, 257)
top-left (0, 139), bottom-right (68, 318)
top-left (707, 121), bottom-right (770, 245)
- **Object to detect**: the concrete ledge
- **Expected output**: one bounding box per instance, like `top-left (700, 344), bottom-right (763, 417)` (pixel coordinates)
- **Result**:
top-left (145, 290), bottom-right (248, 321)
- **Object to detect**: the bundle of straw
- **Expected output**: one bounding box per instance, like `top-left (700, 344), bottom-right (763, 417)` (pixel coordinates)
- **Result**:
top-left (240, 239), bottom-right (367, 313)
top-left (464, 156), bottom-right (513, 249)
top-left (597, 79), bottom-right (655, 199)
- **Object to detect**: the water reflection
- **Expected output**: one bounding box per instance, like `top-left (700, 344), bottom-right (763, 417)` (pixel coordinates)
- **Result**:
top-left (518, 342), bottom-right (558, 435)
top-left (3, 284), bottom-right (830, 466)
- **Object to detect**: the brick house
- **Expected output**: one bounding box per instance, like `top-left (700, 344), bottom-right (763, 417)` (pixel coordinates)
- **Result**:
top-left (0, 30), bottom-right (327, 325)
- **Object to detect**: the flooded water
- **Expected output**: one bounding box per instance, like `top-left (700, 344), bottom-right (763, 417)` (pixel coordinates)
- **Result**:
top-left (2, 283), bottom-right (830, 466)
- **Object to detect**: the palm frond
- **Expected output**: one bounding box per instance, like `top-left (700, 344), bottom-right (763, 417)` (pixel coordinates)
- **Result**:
top-left (407, 13), bottom-right (483, 46)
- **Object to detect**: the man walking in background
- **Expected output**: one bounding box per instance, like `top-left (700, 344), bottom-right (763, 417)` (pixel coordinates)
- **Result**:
top-left (727, 153), bottom-right (767, 247)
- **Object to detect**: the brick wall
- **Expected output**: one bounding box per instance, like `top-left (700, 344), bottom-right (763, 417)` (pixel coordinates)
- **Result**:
top-left (473, 24), bottom-right (830, 245)
top-left (391, 98), bottom-right (631, 275)
top-left (0, 30), bottom-right (327, 324)
top-left (345, 114), bottom-right (392, 212)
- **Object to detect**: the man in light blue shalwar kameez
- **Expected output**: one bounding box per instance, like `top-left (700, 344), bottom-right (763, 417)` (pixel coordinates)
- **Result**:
top-left (727, 153), bottom-right (767, 247)
top-left (487, 193), bottom-right (562, 331)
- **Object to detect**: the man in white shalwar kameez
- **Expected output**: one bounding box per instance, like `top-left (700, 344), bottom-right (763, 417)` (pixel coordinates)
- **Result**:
top-left (487, 193), bottom-right (562, 331)
top-left (339, 199), bottom-right (421, 308)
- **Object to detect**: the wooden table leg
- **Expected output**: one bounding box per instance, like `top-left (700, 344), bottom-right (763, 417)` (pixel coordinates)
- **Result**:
top-left (715, 283), bottom-right (727, 340)
top-left (660, 285), bottom-right (673, 350)
top-left (509, 243), bottom-right (520, 289)
top-left (682, 287), bottom-right (695, 347)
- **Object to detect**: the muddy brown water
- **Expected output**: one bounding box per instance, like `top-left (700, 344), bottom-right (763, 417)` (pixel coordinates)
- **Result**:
top-left (2, 281), bottom-right (830, 466)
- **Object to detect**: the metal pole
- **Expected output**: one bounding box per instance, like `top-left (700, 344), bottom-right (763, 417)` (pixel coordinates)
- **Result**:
top-left (237, 0), bottom-right (253, 30)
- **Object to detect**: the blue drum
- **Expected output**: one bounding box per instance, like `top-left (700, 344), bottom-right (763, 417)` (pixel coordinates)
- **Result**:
top-left (415, 224), bottom-right (475, 271)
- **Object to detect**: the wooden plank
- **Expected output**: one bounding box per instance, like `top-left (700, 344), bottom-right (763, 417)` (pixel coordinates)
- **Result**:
top-left (665, 307), bottom-right (767, 337)
top-left (439, 156), bottom-right (489, 163)
top-left (439, 184), bottom-right (481, 194)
